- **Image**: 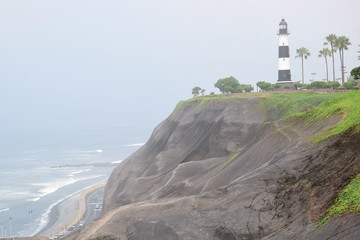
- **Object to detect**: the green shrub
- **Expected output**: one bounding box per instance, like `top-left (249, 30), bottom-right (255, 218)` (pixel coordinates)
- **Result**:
top-left (256, 81), bottom-right (274, 91)
top-left (343, 80), bottom-right (358, 89)
top-left (327, 81), bottom-right (340, 89)
top-left (319, 173), bottom-right (360, 226)
top-left (309, 81), bottom-right (328, 89)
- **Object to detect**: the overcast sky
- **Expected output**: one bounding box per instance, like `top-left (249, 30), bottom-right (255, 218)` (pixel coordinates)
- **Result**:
top-left (0, 0), bottom-right (359, 131)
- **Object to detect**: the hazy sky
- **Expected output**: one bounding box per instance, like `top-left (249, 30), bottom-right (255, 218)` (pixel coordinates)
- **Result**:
top-left (0, 0), bottom-right (359, 130)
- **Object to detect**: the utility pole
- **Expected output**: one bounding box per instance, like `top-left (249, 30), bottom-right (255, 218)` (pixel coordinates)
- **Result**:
top-left (29, 210), bottom-right (33, 226)
top-left (9, 217), bottom-right (12, 237)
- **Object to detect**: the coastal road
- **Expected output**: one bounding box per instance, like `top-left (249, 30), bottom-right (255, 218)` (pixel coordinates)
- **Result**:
top-left (83, 188), bottom-right (104, 225)
top-left (43, 185), bottom-right (106, 239)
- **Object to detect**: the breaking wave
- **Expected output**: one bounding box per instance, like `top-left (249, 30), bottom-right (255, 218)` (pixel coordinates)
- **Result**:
top-left (124, 143), bottom-right (145, 147)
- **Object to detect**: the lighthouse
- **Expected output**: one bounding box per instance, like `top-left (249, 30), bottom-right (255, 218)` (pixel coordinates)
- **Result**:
top-left (277, 19), bottom-right (292, 84)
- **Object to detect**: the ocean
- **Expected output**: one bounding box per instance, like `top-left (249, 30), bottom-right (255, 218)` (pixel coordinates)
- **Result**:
top-left (0, 125), bottom-right (150, 237)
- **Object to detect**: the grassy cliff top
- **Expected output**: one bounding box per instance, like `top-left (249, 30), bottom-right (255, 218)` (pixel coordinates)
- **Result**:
top-left (174, 91), bottom-right (337, 121)
top-left (179, 91), bottom-right (360, 142)
top-left (297, 90), bottom-right (360, 142)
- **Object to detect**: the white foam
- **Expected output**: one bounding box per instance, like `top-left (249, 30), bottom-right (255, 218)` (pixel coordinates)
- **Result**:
top-left (32, 193), bottom-right (74, 236)
top-left (88, 149), bottom-right (103, 153)
top-left (68, 169), bottom-right (91, 177)
top-left (0, 208), bottom-right (10, 213)
top-left (32, 175), bottom-right (104, 201)
top-left (32, 179), bottom-right (108, 236)
top-left (124, 143), bottom-right (145, 147)
top-left (32, 178), bottom-right (77, 198)
top-left (68, 149), bottom-right (103, 154)
top-left (27, 197), bottom-right (41, 202)
top-left (111, 160), bottom-right (122, 164)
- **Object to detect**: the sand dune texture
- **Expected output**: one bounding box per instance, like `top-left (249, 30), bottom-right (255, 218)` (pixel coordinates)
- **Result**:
top-left (65, 96), bottom-right (360, 240)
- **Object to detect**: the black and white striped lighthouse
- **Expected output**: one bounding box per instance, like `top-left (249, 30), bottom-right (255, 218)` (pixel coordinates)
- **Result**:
top-left (277, 19), bottom-right (292, 83)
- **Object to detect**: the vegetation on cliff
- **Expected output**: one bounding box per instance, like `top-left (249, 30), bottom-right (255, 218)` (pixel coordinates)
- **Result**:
top-left (258, 91), bottom-right (337, 120)
top-left (175, 91), bottom-right (335, 116)
top-left (256, 90), bottom-right (360, 142)
top-left (299, 90), bottom-right (360, 142)
top-left (260, 91), bottom-right (360, 225)
top-left (177, 91), bottom-right (360, 141)
top-left (175, 91), bottom-right (360, 226)
top-left (319, 173), bottom-right (360, 226)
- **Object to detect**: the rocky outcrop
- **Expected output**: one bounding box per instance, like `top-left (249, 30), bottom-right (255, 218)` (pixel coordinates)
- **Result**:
top-left (66, 97), bottom-right (360, 240)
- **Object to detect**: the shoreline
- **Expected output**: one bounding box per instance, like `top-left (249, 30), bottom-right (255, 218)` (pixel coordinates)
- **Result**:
top-left (36, 181), bottom-right (106, 238)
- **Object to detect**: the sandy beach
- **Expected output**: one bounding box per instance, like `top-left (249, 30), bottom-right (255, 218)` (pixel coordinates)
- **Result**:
top-left (36, 182), bottom-right (106, 238)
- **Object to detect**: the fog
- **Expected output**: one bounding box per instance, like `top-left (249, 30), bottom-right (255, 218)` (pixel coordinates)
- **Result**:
top-left (0, 0), bottom-right (359, 130)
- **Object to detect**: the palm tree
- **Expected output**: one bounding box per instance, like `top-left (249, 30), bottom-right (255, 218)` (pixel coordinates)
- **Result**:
top-left (335, 36), bottom-right (351, 85)
top-left (324, 34), bottom-right (337, 82)
top-left (318, 48), bottom-right (332, 82)
top-left (295, 47), bottom-right (311, 84)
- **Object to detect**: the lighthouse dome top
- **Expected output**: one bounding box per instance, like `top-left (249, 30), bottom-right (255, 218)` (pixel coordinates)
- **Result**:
top-left (279, 19), bottom-right (287, 26)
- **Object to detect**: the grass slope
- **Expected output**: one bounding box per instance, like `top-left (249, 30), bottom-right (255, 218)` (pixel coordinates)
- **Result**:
top-left (174, 91), bottom-right (336, 119)
top-left (298, 91), bottom-right (360, 142)
top-left (258, 91), bottom-right (337, 120)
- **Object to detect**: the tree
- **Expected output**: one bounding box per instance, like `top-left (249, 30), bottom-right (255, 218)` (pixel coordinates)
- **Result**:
top-left (309, 81), bottom-right (328, 89)
top-left (201, 89), bottom-right (206, 96)
top-left (214, 76), bottom-right (240, 94)
top-left (256, 81), bottom-right (273, 91)
top-left (350, 66), bottom-right (360, 80)
top-left (318, 48), bottom-right (332, 82)
top-left (335, 36), bottom-right (351, 85)
top-left (327, 81), bottom-right (340, 89)
top-left (192, 86), bottom-right (202, 98)
top-left (294, 81), bottom-right (310, 89)
top-left (324, 34), bottom-right (338, 82)
top-left (238, 84), bottom-right (254, 93)
top-left (343, 80), bottom-right (357, 89)
top-left (295, 47), bottom-right (311, 84)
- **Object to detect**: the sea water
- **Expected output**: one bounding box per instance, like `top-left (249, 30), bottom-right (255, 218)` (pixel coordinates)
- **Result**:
top-left (0, 125), bottom-right (150, 237)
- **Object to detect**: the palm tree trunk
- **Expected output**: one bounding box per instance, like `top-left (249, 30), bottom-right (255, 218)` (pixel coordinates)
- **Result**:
top-left (331, 45), bottom-right (335, 82)
top-left (340, 49), bottom-right (345, 85)
top-left (302, 56), bottom-right (304, 84)
top-left (341, 49), bottom-right (345, 85)
top-left (325, 56), bottom-right (329, 82)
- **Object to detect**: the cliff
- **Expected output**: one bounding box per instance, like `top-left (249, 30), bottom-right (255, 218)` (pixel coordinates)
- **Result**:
top-left (66, 92), bottom-right (360, 240)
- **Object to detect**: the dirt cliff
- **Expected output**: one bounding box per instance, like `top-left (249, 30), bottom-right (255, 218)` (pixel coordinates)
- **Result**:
top-left (66, 94), bottom-right (360, 240)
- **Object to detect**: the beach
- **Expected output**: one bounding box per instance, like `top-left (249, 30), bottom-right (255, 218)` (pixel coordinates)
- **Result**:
top-left (37, 183), bottom-right (106, 238)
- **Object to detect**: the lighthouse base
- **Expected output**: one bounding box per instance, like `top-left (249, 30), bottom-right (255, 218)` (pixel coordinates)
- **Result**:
top-left (274, 82), bottom-right (297, 91)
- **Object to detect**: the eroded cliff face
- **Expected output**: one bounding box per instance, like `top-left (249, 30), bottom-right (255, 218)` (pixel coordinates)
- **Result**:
top-left (104, 98), bottom-right (268, 212)
top-left (67, 97), bottom-right (360, 240)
